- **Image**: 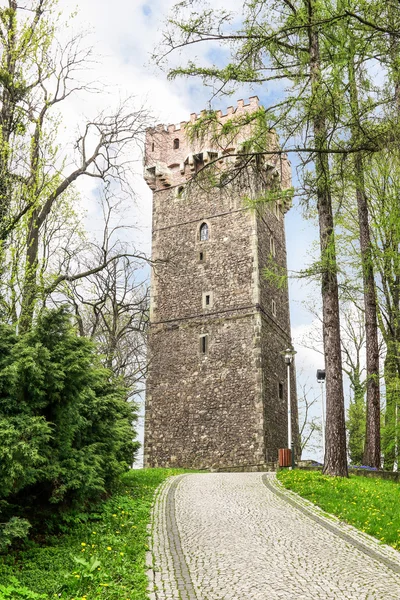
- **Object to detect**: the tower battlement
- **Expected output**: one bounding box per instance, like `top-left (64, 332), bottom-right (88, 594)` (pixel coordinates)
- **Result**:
top-left (144, 97), bottom-right (292, 214)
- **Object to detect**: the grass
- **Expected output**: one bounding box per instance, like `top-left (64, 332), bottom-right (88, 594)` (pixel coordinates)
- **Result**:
top-left (0, 468), bottom-right (186, 600)
top-left (277, 469), bottom-right (400, 550)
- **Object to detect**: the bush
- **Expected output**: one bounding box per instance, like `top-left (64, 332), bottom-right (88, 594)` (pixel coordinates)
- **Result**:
top-left (0, 308), bottom-right (139, 548)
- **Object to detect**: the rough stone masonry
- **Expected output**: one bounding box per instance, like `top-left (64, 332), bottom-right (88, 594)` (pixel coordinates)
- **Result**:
top-left (143, 97), bottom-right (298, 469)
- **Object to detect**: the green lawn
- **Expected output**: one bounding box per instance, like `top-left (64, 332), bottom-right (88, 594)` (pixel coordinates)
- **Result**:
top-left (277, 469), bottom-right (400, 550)
top-left (0, 469), bottom-right (185, 600)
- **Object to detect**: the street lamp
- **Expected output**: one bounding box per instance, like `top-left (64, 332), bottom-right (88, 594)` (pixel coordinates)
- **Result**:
top-left (283, 347), bottom-right (297, 469)
top-left (317, 369), bottom-right (326, 462)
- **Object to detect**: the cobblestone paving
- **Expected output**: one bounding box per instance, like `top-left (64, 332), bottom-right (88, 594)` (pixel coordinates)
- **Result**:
top-left (149, 473), bottom-right (400, 599)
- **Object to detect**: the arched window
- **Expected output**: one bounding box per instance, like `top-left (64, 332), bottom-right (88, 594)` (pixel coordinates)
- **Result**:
top-left (200, 222), bottom-right (209, 241)
top-left (173, 138), bottom-right (180, 149)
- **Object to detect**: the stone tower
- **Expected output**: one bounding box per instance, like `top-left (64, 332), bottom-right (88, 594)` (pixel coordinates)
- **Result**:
top-left (143, 97), bottom-right (297, 469)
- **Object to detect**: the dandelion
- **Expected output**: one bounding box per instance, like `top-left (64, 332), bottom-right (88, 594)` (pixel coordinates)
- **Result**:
top-left (107, 546), bottom-right (112, 551)
top-left (120, 552), bottom-right (124, 556)
top-left (81, 542), bottom-right (86, 546)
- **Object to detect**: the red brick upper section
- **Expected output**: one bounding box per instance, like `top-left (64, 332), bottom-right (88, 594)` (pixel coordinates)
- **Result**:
top-left (144, 97), bottom-right (292, 212)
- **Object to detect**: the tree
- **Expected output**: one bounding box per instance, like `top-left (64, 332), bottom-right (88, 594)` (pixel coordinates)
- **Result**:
top-left (347, 391), bottom-right (366, 465)
top-left (65, 255), bottom-right (149, 395)
top-left (335, 144), bottom-right (400, 469)
top-left (0, 0), bottom-right (151, 331)
top-left (364, 150), bottom-right (400, 469)
top-left (0, 308), bottom-right (138, 547)
top-left (341, 304), bottom-right (367, 464)
top-left (297, 381), bottom-right (323, 457)
top-left (344, 21), bottom-right (380, 468)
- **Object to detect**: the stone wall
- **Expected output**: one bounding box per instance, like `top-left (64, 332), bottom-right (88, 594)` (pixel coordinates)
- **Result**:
top-left (146, 313), bottom-right (265, 468)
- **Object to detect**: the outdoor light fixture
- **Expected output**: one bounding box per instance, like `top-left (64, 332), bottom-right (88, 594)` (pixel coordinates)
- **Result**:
top-left (316, 369), bottom-right (326, 461)
top-left (281, 347), bottom-right (297, 469)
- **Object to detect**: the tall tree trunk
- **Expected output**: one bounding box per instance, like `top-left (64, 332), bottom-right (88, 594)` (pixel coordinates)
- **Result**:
top-left (348, 53), bottom-right (381, 468)
top-left (307, 0), bottom-right (348, 476)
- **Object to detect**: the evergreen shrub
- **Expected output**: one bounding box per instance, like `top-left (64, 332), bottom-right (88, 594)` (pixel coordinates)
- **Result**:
top-left (0, 308), bottom-right (138, 549)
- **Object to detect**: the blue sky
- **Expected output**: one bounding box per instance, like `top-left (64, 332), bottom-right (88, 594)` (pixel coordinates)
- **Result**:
top-left (57, 0), bottom-right (327, 461)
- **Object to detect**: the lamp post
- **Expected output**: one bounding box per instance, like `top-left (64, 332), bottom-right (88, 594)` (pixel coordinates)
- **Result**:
top-left (317, 369), bottom-right (326, 463)
top-left (284, 347), bottom-right (297, 469)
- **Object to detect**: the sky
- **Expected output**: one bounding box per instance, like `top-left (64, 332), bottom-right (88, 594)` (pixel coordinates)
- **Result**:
top-left (56, 0), bottom-right (327, 462)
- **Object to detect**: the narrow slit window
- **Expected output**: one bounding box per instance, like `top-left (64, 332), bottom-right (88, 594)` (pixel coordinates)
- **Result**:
top-left (173, 138), bottom-right (180, 149)
top-left (279, 382), bottom-right (284, 400)
top-left (200, 334), bottom-right (208, 355)
top-left (199, 251), bottom-right (204, 262)
top-left (151, 142), bottom-right (155, 152)
top-left (200, 222), bottom-right (209, 241)
top-left (205, 294), bottom-right (210, 306)
top-left (270, 237), bottom-right (276, 257)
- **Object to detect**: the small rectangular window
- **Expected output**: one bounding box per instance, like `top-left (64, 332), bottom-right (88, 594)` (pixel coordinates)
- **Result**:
top-left (200, 334), bottom-right (208, 355)
top-left (202, 291), bottom-right (213, 309)
top-left (279, 382), bottom-right (284, 400)
top-left (272, 299), bottom-right (276, 316)
top-left (199, 251), bottom-right (205, 262)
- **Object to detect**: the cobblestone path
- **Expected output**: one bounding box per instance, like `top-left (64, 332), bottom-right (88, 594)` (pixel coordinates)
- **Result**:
top-left (149, 473), bottom-right (400, 600)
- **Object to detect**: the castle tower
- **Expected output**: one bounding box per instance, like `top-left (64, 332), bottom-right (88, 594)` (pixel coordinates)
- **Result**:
top-left (143, 97), bottom-right (298, 469)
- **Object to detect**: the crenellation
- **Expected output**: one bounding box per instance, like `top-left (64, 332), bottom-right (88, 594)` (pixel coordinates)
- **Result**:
top-left (249, 95), bottom-right (259, 107)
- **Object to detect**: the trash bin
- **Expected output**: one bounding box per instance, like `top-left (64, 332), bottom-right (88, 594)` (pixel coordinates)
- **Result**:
top-left (278, 448), bottom-right (292, 467)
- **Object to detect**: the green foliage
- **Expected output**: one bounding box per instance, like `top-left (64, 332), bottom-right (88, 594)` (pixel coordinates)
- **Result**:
top-left (0, 308), bottom-right (138, 549)
top-left (277, 470), bottom-right (400, 550)
top-left (0, 469), bottom-right (187, 600)
top-left (347, 392), bottom-right (366, 465)
top-left (0, 518), bottom-right (31, 553)
top-left (0, 578), bottom-right (46, 600)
